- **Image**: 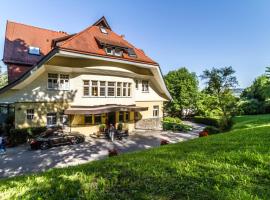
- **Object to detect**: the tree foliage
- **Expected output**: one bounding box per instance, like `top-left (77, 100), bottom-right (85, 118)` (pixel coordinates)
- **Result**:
top-left (0, 66), bottom-right (8, 89)
top-left (200, 66), bottom-right (238, 125)
top-left (241, 75), bottom-right (270, 101)
top-left (164, 67), bottom-right (199, 118)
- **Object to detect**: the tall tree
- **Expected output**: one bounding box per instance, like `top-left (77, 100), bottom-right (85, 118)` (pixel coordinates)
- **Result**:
top-left (164, 67), bottom-right (199, 118)
top-left (200, 66), bottom-right (238, 125)
top-left (266, 67), bottom-right (270, 78)
top-left (0, 65), bottom-right (8, 88)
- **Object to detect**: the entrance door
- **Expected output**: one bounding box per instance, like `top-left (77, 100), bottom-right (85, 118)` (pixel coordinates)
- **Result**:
top-left (108, 112), bottom-right (116, 127)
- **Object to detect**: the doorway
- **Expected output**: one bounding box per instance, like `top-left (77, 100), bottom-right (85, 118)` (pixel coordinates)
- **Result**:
top-left (108, 112), bottom-right (116, 127)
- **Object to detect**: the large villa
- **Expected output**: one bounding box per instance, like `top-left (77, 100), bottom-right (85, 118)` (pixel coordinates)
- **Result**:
top-left (0, 16), bottom-right (171, 135)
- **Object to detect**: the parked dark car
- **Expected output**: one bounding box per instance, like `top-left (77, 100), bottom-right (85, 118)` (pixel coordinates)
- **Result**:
top-left (30, 130), bottom-right (85, 150)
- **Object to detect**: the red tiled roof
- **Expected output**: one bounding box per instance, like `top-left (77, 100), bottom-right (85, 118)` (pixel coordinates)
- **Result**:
top-left (59, 25), bottom-right (157, 65)
top-left (3, 21), bottom-right (68, 65)
top-left (3, 18), bottom-right (158, 66)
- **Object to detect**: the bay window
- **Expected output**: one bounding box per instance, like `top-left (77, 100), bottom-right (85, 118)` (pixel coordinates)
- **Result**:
top-left (107, 82), bottom-right (115, 96)
top-left (123, 82), bottom-right (127, 96)
top-left (100, 81), bottom-right (106, 96)
top-left (83, 80), bottom-right (90, 96)
top-left (91, 81), bottom-right (98, 96)
top-left (117, 82), bottom-right (122, 96)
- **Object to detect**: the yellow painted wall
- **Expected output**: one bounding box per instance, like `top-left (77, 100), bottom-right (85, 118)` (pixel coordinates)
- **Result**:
top-left (14, 102), bottom-right (69, 129)
top-left (135, 101), bottom-right (163, 119)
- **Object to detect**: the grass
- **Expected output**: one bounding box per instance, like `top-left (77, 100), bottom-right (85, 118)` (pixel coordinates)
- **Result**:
top-left (1, 115), bottom-right (270, 200)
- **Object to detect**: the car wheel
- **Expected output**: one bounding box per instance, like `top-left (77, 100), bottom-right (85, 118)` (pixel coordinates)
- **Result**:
top-left (40, 142), bottom-right (49, 150)
top-left (71, 137), bottom-right (80, 144)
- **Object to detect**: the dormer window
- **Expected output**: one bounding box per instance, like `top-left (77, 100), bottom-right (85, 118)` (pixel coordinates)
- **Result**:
top-left (105, 47), bottom-right (123, 57)
top-left (28, 46), bottom-right (40, 55)
top-left (114, 48), bottom-right (123, 57)
top-left (100, 26), bottom-right (108, 34)
top-left (127, 48), bottom-right (137, 58)
top-left (105, 47), bottom-right (114, 55)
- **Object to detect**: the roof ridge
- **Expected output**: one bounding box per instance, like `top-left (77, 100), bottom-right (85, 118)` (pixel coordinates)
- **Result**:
top-left (7, 20), bottom-right (68, 35)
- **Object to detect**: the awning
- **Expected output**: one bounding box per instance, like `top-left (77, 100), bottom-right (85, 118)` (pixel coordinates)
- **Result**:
top-left (64, 104), bottom-right (148, 115)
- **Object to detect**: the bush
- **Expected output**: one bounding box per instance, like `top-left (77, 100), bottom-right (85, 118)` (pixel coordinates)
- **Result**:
top-left (8, 127), bottom-right (47, 146)
top-left (193, 116), bottom-right (221, 127)
top-left (203, 126), bottom-right (220, 135)
top-left (199, 131), bottom-right (208, 137)
top-left (163, 117), bottom-right (182, 124)
top-left (163, 122), bottom-right (192, 132)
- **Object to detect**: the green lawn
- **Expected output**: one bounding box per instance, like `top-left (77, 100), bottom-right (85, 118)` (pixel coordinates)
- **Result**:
top-left (1, 115), bottom-right (270, 200)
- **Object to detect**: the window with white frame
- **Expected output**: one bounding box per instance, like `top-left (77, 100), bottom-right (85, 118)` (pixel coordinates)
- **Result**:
top-left (48, 73), bottom-right (58, 89)
top-left (99, 81), bottom-right (106, 96)
top-left (91, 81), bottom-right (98, 96)
top-left (107, 82), bottom-right (115, 96)
top-left (128, 83), bottom-right (131, 96)
top-left (104, 47), bottom-right (123, 57)
top-left (100, 26), bottom-right (108, 34)
top-left (59, 74), bottom-right (69, 90)
top-left (28, 46), bottom-right (40, 55)
top-left (47, 113), bottom-right (57, 126)
top-left (117, 82), bottom-right (122, 96)
top-left (142, 80), bottom-right (149, 92)
top-left (135, 80), bottom-right (139, 90)
top-left (83, 80), bottom-right (90, 96)
top-left (48, 73), bottom-right (69, 90)
top-left (26, 109), bottom-right (34, 120)
top-left (153, 105), bottom-right (159, 117)
top-left (105, 47), bottom-right (113, 55)
top-left (114, 48), bottom-right (123, 57)
top-left (82, 80), bottom-right (132, 97)
top-left (123, 82), bottom-right (127, 97)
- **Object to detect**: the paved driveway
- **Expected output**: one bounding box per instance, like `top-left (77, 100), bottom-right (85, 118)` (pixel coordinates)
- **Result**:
top-left (0, 122), bottom-right (204, 179)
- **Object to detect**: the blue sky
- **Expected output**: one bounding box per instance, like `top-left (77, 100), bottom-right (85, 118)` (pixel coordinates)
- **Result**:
top-left (1, 0), bottom-right (270, 88)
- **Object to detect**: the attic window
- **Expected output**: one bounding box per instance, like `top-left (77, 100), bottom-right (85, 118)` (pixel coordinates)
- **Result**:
top-left (100, 26), bottom-right (108, 34)
top-left (105, 47), bottom-right (114, 55)
top-left (127, 48), bottom-right (137, 57)
top-left (28, 46), bottom-right (40, 55)
top-left (105, 47), bottom-right (123, 57)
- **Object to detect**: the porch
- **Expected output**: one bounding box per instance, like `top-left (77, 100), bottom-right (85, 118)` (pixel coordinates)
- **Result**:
top-left (64, 104), bottom-right (148, 136)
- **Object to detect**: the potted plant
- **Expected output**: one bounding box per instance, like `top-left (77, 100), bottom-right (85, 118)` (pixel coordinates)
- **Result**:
top-left (99, 124), bottom-right (106, 132)
top-left (117, 123), bottom-right (123, 131)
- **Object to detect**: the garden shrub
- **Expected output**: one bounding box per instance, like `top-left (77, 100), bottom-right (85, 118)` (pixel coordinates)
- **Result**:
top-left (193, 116), bottom-right (221, 127)
top-left (163, 116), bottom-right (182, 124)
top-left (163, 121), bottom-right (192, 132)
top-left (203, 126), bottom-right (220, 135)
top-left (199, 131), bottom-right (208, 137)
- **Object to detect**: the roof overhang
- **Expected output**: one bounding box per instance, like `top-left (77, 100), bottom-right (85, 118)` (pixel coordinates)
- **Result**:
top-left (65, 104), bottom-right (148, 115)
top-left (58, 50), bottom-right (172, 100)
top-left (0, 48), bottom-right (172, 100)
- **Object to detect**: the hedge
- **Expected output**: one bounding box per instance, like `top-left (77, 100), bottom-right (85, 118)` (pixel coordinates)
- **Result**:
top-left (163, 122), bottom-right (192, 132)
top-left (193, 116), bottom-right (221, 127)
